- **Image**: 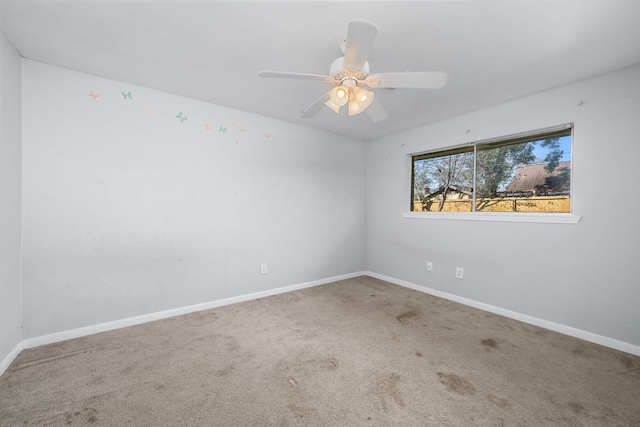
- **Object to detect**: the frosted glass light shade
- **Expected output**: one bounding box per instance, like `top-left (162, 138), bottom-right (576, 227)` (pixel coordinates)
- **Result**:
top-left (324, 99), bottom-right (341, 114)
top-left (354, 88), bottom-right (375, 109)
top-left (348, 99), bottom-right (364, 116)
top-left (329, 86), bottom-right (349, 106)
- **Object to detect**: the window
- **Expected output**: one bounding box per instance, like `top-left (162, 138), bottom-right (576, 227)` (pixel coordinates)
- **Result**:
top-left (411, 125), bottom-right (573, 215)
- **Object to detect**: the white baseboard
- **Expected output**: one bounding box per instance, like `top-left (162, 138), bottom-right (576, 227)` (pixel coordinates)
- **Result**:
top-left (22, 271), bottom-right (366, 350)
top-left (366, 271), bottom-right (640, 357)
top-left (14, 269), bottom-right (638, 365)
top-left (0, 341), bottom-right (24, 378)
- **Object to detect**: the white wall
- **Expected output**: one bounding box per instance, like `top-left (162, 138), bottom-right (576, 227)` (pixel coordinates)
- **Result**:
top-left (10, 58), bottom-right (640, 357)
top-left (0, 34), bottom-right (23, 370)
top-left (21, 60), bottom-right (365, 339)
top-left (366, 65), bottom-right (640, 349)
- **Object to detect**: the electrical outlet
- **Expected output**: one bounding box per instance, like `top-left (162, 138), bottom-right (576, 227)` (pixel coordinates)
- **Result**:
top-left (260, 263), bottom-right (268, 275)
top-left (427, 261), bottom-right (433, 271)
top-left (456, 267), bottom-right (464, 279)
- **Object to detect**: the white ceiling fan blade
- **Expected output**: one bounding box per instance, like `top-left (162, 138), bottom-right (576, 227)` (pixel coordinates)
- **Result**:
top-left (259, 71), bottom-right (331, 83)
top-left (374, 72), bottom-right (448, 89)
top-left (301, 92), bottom-right (331, 118)
top-left (342, 20), bottom-right (378, 70)
top-left (365, 99), bottom-right (389, 122)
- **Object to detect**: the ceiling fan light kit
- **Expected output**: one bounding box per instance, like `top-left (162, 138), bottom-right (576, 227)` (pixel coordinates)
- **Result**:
top-left (324, 79), bottom-right (375, 116)
top-left (329, 85), bottom-right (349, 107)
top-left (259, 19), bottom-right (448, 122)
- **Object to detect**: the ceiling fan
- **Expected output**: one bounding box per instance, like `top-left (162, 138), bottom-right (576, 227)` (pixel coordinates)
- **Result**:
top-left (258, 19), bottom-right (448, 122)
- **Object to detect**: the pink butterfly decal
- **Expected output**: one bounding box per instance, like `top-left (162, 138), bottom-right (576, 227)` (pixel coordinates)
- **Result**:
top-left (264, 133), bottom-right (271, 139)
top-left (88, 91), bottom-right (99, 99)
top-left (240, 127), bottom-right (247, 133)
top-left (204, 123), bottom-right (212, 131)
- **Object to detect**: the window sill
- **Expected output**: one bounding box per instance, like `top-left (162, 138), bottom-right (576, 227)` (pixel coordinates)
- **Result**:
top-left (401, 211), bottom-right (581, 224)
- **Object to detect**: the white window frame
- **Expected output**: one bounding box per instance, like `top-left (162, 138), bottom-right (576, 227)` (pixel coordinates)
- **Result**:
top-left (402, 124), bottom-right (581, 224)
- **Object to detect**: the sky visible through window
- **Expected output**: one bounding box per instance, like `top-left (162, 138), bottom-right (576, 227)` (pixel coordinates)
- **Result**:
top-left (533, 135), bottom-right (571, 162)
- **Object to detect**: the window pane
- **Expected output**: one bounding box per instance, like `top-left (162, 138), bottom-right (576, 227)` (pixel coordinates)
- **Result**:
top-left (412, 148), bottom-right (474, 212)
top-left (475, 133), bottom-right (571, 212)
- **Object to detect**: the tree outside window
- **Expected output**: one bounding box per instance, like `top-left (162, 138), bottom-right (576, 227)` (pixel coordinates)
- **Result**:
top-left (411, 127), bottom-right (572, 213)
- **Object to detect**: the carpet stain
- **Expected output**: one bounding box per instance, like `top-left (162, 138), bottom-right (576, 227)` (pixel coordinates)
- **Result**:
top-left (396, 307), bottom-right (423, 324)
top-left (288, 403), bottom-right (315, 418)
top-left (534, 329), bottom-right (547, 337)
top-left (481, 338), bottom-right (498, 349)
top-left (326, 358), bottom-right (339, 370)
top-left (415, 351), bottom-right (423, 357)
top-left (214, 365), bottom-right (235, 377)
top-left (290, 357), bottom-right (340, 372)
top-left (283, 370), bottom-right (318, 420)
top-left (619, 355), bottom-right (635, 369)
top-left (373, 373), bottom-right (405, 413)
top-left (618, 355), bottom-right (640, 376)
top-left (488, 394), bottom-right (511, 409)
top-left (573, 344), bottom-right (588, 357)
top-left (437, 373), bottom-right (476, 395)
top-left (64, 407), bottom-right (98, 425)
top-left (568, 402), bottom-right (585, 414)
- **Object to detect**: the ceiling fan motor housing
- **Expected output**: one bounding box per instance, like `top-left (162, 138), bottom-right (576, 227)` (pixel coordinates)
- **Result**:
top-left (330, 56), bottom-right (370, 85)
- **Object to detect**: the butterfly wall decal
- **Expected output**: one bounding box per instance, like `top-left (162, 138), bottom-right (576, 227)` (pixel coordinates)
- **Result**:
top-left (219, 125), bottom-right (227, 133)
top-left (88, 91), bottom-right (99, 100)
top-left (176, 112), bottom-right (187, 123)
top-left (121, 91), bottom-right (132, 100)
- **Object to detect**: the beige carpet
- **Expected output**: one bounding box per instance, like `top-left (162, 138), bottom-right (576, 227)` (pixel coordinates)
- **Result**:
top-left (1, 276), bottom-right (639, 426)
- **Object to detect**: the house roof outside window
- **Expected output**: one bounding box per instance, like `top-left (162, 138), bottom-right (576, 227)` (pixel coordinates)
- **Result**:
top-left (506, 161), bottom-right (571, 195)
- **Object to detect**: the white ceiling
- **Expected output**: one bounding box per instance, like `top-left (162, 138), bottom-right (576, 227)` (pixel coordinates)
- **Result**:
top-left (1, 0), bottom-right (639, 141)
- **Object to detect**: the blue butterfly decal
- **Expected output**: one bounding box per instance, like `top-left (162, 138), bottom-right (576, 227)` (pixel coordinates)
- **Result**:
top-left (219, 125), bottom-right (227, 133)
top-left (121, 91), bottom-right (132, 100)
top-left (176, 112), bottom-right (188, 123)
